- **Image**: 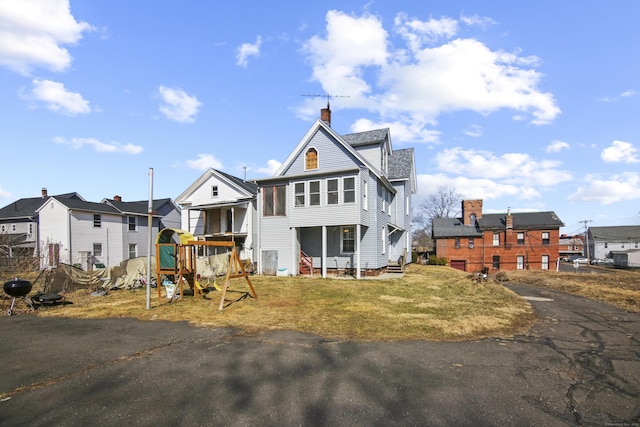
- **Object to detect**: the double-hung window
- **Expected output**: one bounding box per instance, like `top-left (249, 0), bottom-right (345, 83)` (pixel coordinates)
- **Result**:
top-left (517, 232), bottom-right (525, 245)
top-left (309, 181), bottom-right (320, 206)
top-left (128, 216), bottom-right (136, 231)
top-left (342, 226), bottom-right (355, 253)
top-left (343, 177), bottom-right (355, 203)
top-left (327, 179), bottom-right (339, 205)
top-left (294, 183), bottom-right (305, 207)
top-left (541, 232), bottom-right (550, 245)
top-left (493, 233), bottom-right (500, 246)
top-left (541, 255), bottom-right (549, 270)
top-left (93, 214), bottom-right (101, 228)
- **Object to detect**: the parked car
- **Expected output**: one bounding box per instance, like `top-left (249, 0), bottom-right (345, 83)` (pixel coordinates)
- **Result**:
top-left (590, 258), bottom-right (614, 265)
top-left (572, 257), bottom-right (589, 264)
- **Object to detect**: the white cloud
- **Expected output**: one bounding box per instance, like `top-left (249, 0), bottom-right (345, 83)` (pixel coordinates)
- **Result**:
top-left (394, 14), bottom-right (458, 49)
top-left (184, 154), bottom-right (223, 170)
top-left (601, 140), bottom-right (639, 163)
top-left (568, 172), bottom-right (640, 204)
top-left (546, 140), bottom-right (570, 153)
top-left (158, 86), bottom-right (202, 123)
top-left (0, 0), bottom-right (93, 74)
top-left (416, 173), bottom-right (539, 203)
top-left (459, 13), bottom-right (497, 29)
top-left (302, 10), bottom-right (388, 99)
top-left (253, 159), bottom-right (281, 176)
top-left (0, 184), bottom-right (11, 199)
top-left (351, 117), bottom-right (440, 144)
top-left (236, 35), bottom-right (262, 67)
top-left (463, 124), bottom-right (482, 138)
top-left (300, 10), bottom-right (560, 136)
top-left (434, 147), bottom-right (572, 187)
top-left (53, 136), bottom-right (143, 154)
top-left (27, 79), bottom-right (91, 115)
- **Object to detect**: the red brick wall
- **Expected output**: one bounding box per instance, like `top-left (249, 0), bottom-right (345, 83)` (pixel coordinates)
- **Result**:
top-left (436, 228), bottom-right (561, 272)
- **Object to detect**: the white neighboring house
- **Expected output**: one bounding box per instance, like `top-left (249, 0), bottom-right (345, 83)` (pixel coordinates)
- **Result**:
top-left (38, 197), bottom-right (124, 269)
top-left (102, 195), bottom-right (181, 259)
top-left (587, 225), bottom-right (640, 261)
top-left (0, 189), bottom-right (83, 259)
top-left (37, 196), bottom-right (181, 269)
top-left (175, 168), bottom-right (258, 262)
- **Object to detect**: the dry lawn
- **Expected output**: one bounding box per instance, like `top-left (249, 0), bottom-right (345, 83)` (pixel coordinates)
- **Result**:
top-left (2, 265), bottom-right (534, 341)
top-left (506, 267), bottom-right (640, 313)
top-left (3, 265), bottom-right (637, 341)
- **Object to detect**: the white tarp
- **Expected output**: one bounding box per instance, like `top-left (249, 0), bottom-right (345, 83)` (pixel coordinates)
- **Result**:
top-left (42, 254), bottom-right (230, 292)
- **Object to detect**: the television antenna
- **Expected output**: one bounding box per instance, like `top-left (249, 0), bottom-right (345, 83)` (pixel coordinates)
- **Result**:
top-left (301, 93), bottom-right (349, 107)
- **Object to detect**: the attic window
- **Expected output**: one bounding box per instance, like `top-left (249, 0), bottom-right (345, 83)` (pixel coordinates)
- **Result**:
top-left (211, 185), bottom-right (219, 198)
top-left (305, 148), bottom-right (318, 170)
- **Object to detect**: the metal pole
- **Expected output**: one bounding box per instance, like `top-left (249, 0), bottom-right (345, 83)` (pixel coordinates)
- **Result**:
top-left (146, 168), bottom-right (153, 309)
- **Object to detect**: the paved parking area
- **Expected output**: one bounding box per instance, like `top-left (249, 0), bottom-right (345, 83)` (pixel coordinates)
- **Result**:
top-left (1, 283), bottom-right (639, 426)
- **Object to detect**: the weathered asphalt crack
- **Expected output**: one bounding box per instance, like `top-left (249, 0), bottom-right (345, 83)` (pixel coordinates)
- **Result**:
top-left (0, 336), bottom-right (235, 401)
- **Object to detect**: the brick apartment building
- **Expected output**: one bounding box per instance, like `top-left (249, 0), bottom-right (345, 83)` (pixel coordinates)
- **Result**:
top-left (432, 200), bottom-right (564, 272)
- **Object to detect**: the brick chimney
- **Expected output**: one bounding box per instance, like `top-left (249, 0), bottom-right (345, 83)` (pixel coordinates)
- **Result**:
top-left (41, 188), bottom-right (48, 198)
top-left (461, 199), bottom-right (483, 225)
top-left (114, 195), bottom-right (122, 202)
top-left (320, 103), bottom-right (331, 126)
top-left (506, 207), bottom-right (513, 230)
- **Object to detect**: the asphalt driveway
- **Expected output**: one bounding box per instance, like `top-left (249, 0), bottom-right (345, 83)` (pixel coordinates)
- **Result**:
top-left (0, 283), bottom-right (638, 426)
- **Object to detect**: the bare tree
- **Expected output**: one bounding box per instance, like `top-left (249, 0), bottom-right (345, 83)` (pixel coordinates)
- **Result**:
top-left (415, 185), bottom-right (463, 236)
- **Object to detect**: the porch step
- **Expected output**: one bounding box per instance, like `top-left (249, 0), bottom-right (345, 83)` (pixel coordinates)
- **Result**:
top-left (387, 263), bottom-right (404, 273)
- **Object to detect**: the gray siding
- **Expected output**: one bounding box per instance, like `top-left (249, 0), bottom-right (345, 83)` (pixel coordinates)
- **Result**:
top-left (284, 128), bottom-right (362, 175)
top-left (260, 215), bottom-right (293, 272)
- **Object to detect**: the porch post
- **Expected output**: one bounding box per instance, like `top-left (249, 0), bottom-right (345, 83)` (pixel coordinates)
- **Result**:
top-left (292, 226), bottom-right (297, 275)
top-left (322, 225), bottom-right (327, 278)
top-left (356, 224), bottom-right (361, 279)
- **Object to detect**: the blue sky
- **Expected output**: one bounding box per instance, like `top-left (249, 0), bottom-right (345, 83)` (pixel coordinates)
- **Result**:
top-left (1, 1), bottom-right (639, 236)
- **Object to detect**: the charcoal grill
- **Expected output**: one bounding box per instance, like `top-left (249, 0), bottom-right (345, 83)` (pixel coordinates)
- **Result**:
top-left (3, 278), bottom-right (35, 316)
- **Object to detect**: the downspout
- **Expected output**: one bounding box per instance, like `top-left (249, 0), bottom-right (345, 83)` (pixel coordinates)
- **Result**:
top-left (67, 209), bottom-right (72, 265)
top-left (356, 224), bottom-right (361, 279)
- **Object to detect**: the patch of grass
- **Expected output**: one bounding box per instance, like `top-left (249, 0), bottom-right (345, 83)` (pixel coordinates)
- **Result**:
top-left (3, 265), bottom-right (536, 341)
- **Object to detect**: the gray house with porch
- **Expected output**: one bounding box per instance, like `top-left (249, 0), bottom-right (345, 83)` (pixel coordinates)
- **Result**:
top-left (254, 106), bottom-right (416, 278)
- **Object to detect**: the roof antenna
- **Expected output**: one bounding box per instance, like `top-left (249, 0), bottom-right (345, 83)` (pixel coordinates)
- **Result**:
top-left (301, 93), bottom-right (349, 127)
top-left (301, 93), bottom-right (350, 109)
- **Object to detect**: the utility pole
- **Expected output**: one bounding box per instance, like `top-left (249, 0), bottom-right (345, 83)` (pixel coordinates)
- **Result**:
top-left (579, 219), bottom-right (592, 260)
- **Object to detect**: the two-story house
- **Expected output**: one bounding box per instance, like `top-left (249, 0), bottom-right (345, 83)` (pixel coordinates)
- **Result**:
top-left (587, 225), bottom-right (640, 262)
top-left (174, 168), bottom-right (258, 262)
top-left (432, 199), bottom-right (564, 271)
top-left (559, 234), bottom-right (584, 260)
top-left (37, 195), bottom-right (180, 269)
top-left (0, 189), bottom-right (83, 260)
top-left (254, 105), bottom-right (416, 278)
top-left (103, 195), bottom-right (181, 258)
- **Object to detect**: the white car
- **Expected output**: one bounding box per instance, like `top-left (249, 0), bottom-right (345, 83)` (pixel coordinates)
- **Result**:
top-left (572, 257), bottom-right (589, 264)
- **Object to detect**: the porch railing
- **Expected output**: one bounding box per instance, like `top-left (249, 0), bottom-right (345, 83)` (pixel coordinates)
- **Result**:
top-left (299, 250), bottom-right (313, 275)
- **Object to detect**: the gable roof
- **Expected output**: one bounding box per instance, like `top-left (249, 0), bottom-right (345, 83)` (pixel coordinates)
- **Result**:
top-left (432, 211), bottom-right (564, 238)
top-left (268, 119), bottom-right (395, 192)
top-left (0, 193), bottom-right (83, 221)
top-left (342, 128), bottom-right (390, 148)
top-left (479, 211), bottom-right (564, 230)
top-left (432, 217), bottom-right (483, 238)
top-left (175, 168), bottom-right (258, 205)
top-left (589, 225), bottom-right (640, 241)
top-left (37, 197), bottom-right (121, 215)
top-left (103, 198), bottom-right (177, 216)
top-left (388, 148), bottom-right (417, 194)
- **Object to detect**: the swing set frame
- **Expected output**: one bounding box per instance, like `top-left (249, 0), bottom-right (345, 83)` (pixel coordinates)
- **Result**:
top-left (155, 238), bottom-right (257, 311)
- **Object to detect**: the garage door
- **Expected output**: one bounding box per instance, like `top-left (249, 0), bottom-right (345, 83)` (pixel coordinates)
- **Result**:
top-left (450, 260), bottom-right (466, 271)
